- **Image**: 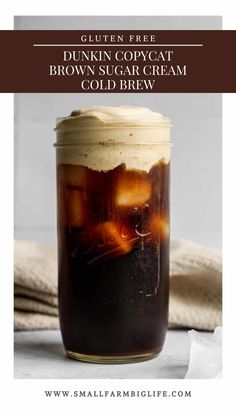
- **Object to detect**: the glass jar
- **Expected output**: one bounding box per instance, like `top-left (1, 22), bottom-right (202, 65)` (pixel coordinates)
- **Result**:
top-left (54, 106), bottom-right (172, 363)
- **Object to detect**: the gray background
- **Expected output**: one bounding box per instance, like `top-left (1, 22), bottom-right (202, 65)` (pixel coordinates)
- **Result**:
top-left (14, 16), bottom-right (222, 248)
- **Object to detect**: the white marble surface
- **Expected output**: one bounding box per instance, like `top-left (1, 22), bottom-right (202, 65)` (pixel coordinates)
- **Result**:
top-left (14, 330), bottom-right (212, 379)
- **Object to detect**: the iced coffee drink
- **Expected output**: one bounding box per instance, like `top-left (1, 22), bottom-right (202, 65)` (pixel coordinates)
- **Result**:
top-left (55, 106), bottom-right (171, 363)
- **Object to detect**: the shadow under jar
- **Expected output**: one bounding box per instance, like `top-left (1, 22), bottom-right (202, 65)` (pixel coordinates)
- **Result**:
top-left (54, 106), bottom-right (172, 363)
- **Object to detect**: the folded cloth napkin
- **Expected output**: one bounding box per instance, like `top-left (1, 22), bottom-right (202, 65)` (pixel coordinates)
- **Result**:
top-left (14, 240), bottom-right (58, 330)
top-left (169, 240), bottom-right (222, 330)
top-left (14, 239), bottom-right (222, 331)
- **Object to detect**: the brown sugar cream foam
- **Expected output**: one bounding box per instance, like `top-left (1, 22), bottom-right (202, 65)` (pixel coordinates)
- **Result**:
top-left (55, 106), bottom-right (172, 171)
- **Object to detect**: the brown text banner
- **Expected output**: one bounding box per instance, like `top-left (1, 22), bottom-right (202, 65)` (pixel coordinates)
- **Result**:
top-left (0, 30), bottom-right (236, 92)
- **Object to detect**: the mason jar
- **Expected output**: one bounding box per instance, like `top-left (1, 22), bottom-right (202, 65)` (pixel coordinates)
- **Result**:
top-left (54, 106), bottom-right (172, 363)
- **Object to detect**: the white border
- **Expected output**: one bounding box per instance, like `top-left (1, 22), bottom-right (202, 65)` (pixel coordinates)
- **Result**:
top-left (0, 2), bottom-right (235, 417)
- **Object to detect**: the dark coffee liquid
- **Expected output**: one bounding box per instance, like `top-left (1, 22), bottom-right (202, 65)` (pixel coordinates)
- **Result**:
top-left (57, 161), bottom-right (169, 357)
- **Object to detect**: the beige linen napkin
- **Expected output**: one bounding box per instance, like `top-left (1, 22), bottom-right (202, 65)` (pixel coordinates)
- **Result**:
top-left (169, 240), bottom-right (222, 330)
top-left (14, 241), bottom-right (59, 330)
top-left (14, 239), bottom-right (222, 331)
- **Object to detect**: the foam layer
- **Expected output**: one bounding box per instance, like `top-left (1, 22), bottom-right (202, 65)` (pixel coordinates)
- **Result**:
top-left (55, 106), bottom-right (172, 170)
top-left (57, 106), bottom-right (170, 128)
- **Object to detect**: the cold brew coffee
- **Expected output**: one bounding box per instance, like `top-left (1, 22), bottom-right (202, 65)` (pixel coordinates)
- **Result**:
top-left (55, 106), bottom-right (172, 363)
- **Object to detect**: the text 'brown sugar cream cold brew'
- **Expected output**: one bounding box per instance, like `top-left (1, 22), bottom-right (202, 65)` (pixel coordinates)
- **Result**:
top-left (54, 106), bottom-right (172, 363)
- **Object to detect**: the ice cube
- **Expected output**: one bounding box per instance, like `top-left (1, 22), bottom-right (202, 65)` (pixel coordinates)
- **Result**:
top-left (115, 171), bottom-right (151, 207)
top-left (58, 186), bottom-right (88, 227)
top-left (149, 214), bottom-right (169, 242)
top-left (185, 328), bottom-right (222, 379)
top-left (86, 221), bottom-right (135, 264)
top-left (95, 221), bottom-right (133, 252)
top-left (57, 164), bottom-right (87, 189)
